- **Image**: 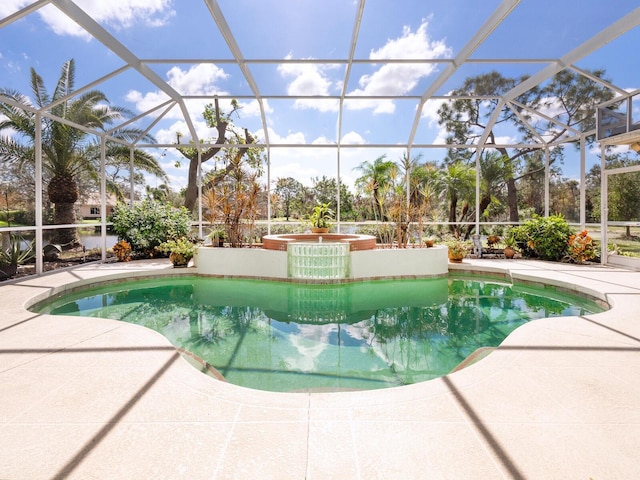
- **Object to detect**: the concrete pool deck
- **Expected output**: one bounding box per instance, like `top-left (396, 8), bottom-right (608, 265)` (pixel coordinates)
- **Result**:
top-left (0, 259), bottom-right (639, 479)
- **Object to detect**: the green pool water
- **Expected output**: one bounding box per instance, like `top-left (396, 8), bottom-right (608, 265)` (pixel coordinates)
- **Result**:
top-left (35, 275), bottom-right (604, 392)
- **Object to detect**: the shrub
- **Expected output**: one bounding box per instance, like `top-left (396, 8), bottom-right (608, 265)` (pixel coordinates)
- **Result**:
top-left (112, 240), bottom-right (132, 262)
top-left (567, 230), bottom-right (596, 263)
top-left (110, 200), bottom-right (191, 257)
top-left (507, 214), bottom-right (573, 261)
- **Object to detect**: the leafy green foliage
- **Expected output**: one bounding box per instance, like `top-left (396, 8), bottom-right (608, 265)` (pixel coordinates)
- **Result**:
top-left (307, 203), bottom-right (334, 229)
top-left (567, 231), bottom-right (596, 263)
top-left (158, 237), bottom-right (198, 258)
top-left (507, 214), bottom-right (573, 261)
top-left (110, 200), bottom-right (191, 257)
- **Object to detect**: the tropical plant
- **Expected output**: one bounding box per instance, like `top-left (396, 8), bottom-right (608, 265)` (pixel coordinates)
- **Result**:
top-left (112, 240), bottom-right (132, 262)
top-left (110, 199), bottom-right (191, 257)
top-left (502, 232), bottom-right (517, 249)
top-left (207, 227), bottom-right (226, 246)
top-left (202, 151), bottom-right (264, 247)
top-left (307, 203), bottom-right (334, 229)
top-left (0, 59), bottom-right (166, 248)
top-left (439, 161), bottom-right (475, 237)
top-left (157, 236), bottom-right (198, 257)
top-left (354, 154), bottom-right (397, 221)
top-left (0, 234), bottom-right (35, 277)
top-left (157, 236), bottom-right (199, 266)
top-left (444, 236), bottom-right (469, 260)
top-left (508, 214), bottom-right (573, 261)
top-left (566, 230), bottom-right (596, 264)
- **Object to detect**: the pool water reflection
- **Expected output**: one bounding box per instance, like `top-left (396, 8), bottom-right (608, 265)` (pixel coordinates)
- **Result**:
top-left (36, 276), bottom-right (603, 392)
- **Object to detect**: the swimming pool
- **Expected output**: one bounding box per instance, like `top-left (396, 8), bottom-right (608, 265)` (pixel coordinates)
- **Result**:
top-left (34, 275), bottom-right (604, 392)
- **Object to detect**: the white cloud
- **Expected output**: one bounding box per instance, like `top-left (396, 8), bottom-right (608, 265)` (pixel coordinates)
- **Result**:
top-left (126, 64), bottom-right (233, 121)
top-left (0, 1), bottom-right (31, 18)
top-left (36, 0), bottom-right (175, 40)
top-left (278, 56), bottom-right (340, 112)
top-left (347, 20), bottom-right (451, 114)
top-left (341, 131), bottom-right (365, 145)
top-left (166, 64), bottom-right (227, 95)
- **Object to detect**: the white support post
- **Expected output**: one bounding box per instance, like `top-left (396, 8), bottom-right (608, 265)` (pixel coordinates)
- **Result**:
top-left (100, 136), bottom-right (107, 261)
top-left (544, 147), bottom-right (550, 217)
top-left (266, 147), bottom-right (271, 235)
top-left (337, 145), bottom-right (342, 233)
top-left (197, 150), bottom-right (203, 239)
top-left (475, 146), bottom-right (481, 233)
top-left (405, 148), bottom-right (411, 239)
top-left (34, 113), bottom-right (43, 275)
top-left (129, 147), bottom-right (135, 205)
top-left (600, 145), bottom-right (608, 265)
top-left (579, 136), bottom-right (586, 230)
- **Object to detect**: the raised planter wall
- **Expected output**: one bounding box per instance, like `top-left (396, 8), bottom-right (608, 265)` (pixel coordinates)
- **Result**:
top-left (195, 245), bottom-right (449, 280)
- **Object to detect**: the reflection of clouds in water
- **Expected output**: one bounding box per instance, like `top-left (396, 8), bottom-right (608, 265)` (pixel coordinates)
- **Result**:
top-left (341, 321), bottom-right (374, 344)
top-left (285, 323), bottom-right (339, 372)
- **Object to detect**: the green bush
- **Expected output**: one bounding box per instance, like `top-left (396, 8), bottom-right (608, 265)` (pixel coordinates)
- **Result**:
top-left (507, 214), bottom-right (573, 261)
top-left (110, 199), bottom-right (192, 257)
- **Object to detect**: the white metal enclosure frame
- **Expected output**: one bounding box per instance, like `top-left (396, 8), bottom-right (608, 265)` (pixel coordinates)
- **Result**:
top-left (1, 1), bottom-right (640, 274)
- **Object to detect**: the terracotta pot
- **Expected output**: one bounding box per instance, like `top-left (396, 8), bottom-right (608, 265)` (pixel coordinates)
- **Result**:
top-left (169, 252), bottom-right (191, 267)
top-left (448, 252), bottom-right (464, 263)
top-left (504, 246), bottom-right (515, 259)
top-left (311, 227), bottom-right (329, 234)
top-left (424, 239), bottom-right (435, 248)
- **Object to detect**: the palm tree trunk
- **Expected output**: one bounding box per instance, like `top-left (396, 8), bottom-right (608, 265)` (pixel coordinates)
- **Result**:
top-left (507, 177), bottom-right (519, 222)
top-left (50, 202), bottom-right (81, 248)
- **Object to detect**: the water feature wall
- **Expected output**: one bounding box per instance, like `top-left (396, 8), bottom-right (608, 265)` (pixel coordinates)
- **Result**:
top-left (287, 241), bottom-right (350, 280)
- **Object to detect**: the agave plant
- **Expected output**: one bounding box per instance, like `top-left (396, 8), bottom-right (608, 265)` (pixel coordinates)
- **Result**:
top-left (0, 234), bottom-right (35, 277)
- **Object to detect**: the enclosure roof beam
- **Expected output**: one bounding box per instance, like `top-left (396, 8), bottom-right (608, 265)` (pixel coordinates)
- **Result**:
top-left (406, 0), bottom-right (520, 148)
top-left (337, 0), bottom-right (366, 147)
top-left (203, 0), bottom-right (270, 148)
top-left (50, 0), bottom-right (202, 153)
top-left (0, 0), bottom-right (50, 28)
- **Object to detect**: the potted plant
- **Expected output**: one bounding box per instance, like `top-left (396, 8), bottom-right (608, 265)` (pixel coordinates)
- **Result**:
top-left (207, 227), bottom-right (226, 247)
top-left (486, 235), bottom-right (500, 248)
top-left (0, 235), bottom-right (35, 278)
top-left (423, 237), bottom-right (435, 248)
top-left (158, 237), bottom-right (198, 267)
top-left (307, 203), bottom-right (334, 233)
top-left (503, 235), bottom-right (518, 259)
top-left (445, 237), bottom-right (469, 263)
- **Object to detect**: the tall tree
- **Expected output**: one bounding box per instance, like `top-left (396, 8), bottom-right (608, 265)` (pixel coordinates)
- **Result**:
top-left (274, 177), bottom-right (304, 221)
top-left (0, 59), bottom-right (165, 247)
top-left (311, 176), bottom-right (355, 221)
top-left (354, 154), bottom-right (397, 221)
top-left (438, 161), bottom-right (475, 237)
top-left (438, 69), bottom-right (615, 222)
top-left (175, 99), bottom-right (261, 211)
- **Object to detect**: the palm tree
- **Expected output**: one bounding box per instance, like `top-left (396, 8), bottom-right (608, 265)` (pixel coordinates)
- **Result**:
top-left (0, 59), bottom-right (166, 248)
top-left (354, 154), bottom-right (397, 221)
top-left (438, 161), bottom-right (475, 237)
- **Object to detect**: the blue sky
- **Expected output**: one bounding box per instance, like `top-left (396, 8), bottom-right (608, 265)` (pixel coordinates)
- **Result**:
top-left (1, 0), bottom-right (639, 191)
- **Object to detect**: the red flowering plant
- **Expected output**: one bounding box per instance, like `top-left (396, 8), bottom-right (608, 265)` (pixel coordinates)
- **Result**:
top-left (566, 230), bottom-right (595, 264)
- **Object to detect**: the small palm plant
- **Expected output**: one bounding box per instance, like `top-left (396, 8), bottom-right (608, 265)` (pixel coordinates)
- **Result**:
top-left (307, 203), bottom-right (334, 231)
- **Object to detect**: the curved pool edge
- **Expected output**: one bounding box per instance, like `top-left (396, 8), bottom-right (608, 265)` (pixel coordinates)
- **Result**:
top-left (19, 258), bottom-right (613, 393)
top-left (3, 258), bottom-right (640, 478)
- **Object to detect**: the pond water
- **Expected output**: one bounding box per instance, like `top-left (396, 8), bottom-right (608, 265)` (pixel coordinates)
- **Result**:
top-left (34, 275), bottom-right (604, 392)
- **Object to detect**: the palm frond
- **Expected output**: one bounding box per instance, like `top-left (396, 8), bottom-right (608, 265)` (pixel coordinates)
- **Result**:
top-left (52, 59), bottom-right (75, 103)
